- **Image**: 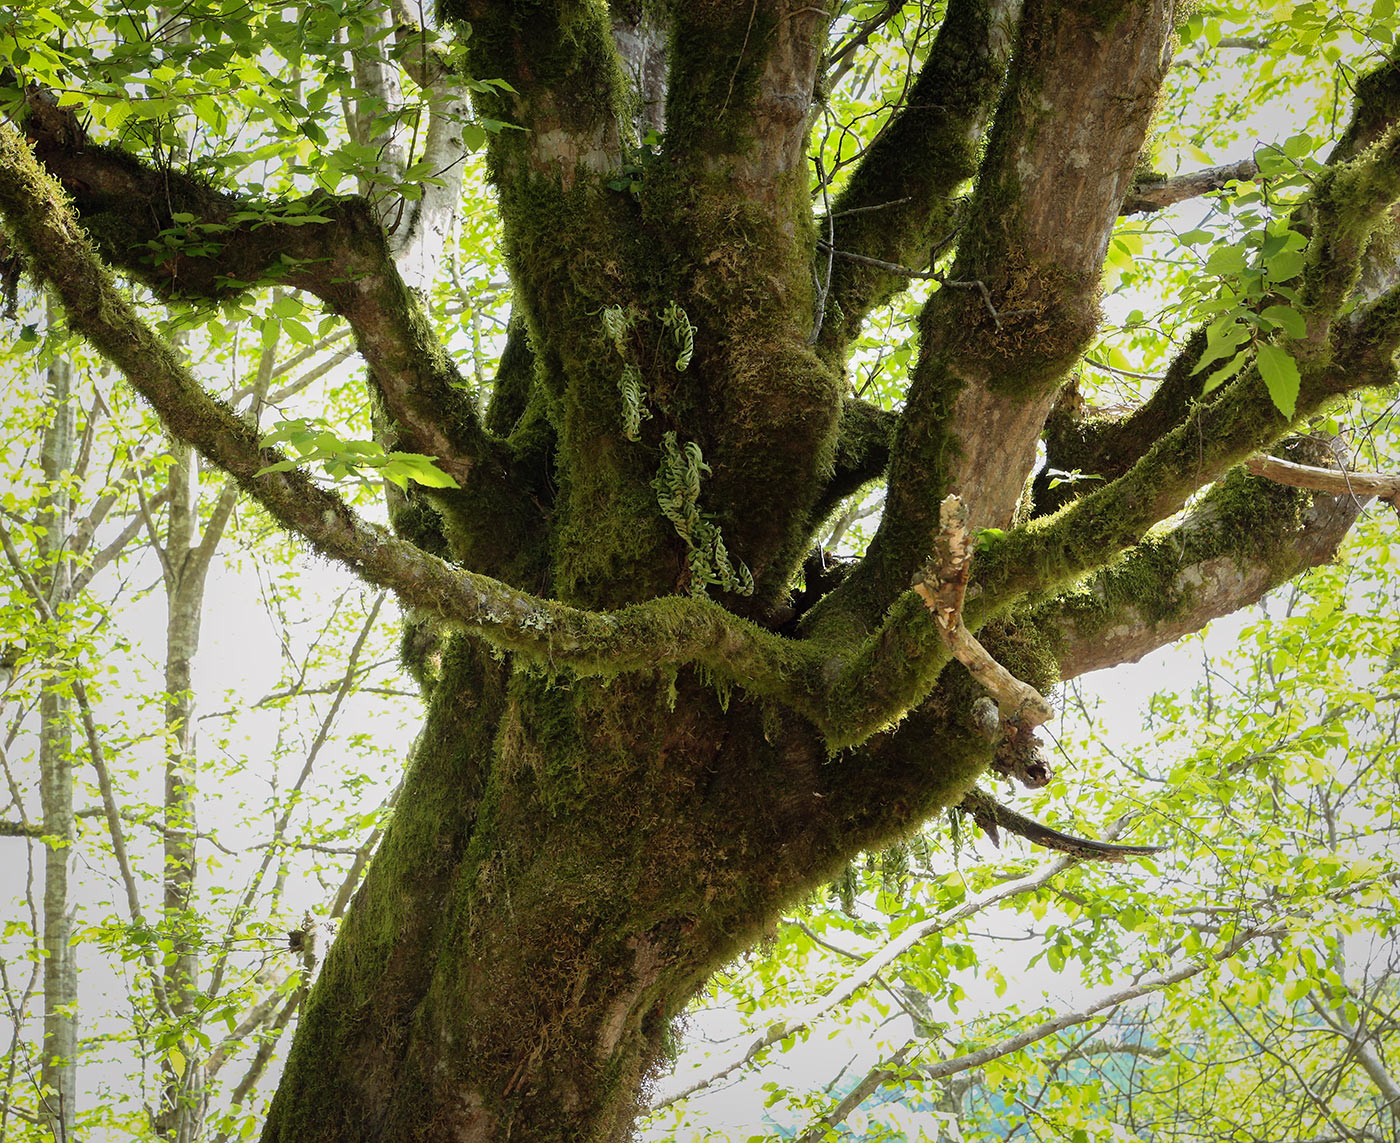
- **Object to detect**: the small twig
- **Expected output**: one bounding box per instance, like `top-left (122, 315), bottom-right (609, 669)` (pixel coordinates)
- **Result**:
top-left (830, 196), bottom-right (913, 218)
top-left (814, 241), bottom-right (1027, 330)
top-left (809, 152), bottom-right (836, 346)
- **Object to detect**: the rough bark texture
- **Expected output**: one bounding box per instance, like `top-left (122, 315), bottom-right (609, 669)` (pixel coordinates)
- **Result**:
top-left (4, 3), bottom-right (1400, 1141)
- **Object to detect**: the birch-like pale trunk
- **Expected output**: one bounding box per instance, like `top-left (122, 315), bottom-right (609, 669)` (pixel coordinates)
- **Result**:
top-left (37, 294), bottom-right (77, 1142)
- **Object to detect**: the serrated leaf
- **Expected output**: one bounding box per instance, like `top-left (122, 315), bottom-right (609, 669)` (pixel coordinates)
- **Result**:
top-left (1256, 343), bottom-right (1300, 418)
top-left (1191, 317), bottom-right (1249, 376)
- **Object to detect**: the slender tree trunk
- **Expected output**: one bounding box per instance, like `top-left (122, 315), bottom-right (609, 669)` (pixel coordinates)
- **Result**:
top-left (159, 444), bottom-right (205, 1143)
top-left (37, 296), bottom-right (77, 1141)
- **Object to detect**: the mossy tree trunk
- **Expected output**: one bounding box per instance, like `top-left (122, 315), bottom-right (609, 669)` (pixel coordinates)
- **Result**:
top-left (4, 1), bottom-right (1400, 1140)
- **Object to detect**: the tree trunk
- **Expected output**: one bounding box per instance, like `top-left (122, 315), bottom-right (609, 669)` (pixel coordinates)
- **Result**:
top-left (262, 642), bottom-right (987, 1142)
top-left (38, 296), bottom-right (77, 1142)
top-left (8, 1), bottom-right (1400, 1140)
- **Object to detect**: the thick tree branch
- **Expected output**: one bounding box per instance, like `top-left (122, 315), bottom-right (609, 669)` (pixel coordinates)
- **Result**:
top-left (814, 0), bottom-right (1177, 636)
top-left (17, 90), bottom-right (501, 495)
top-left (442, 0), bottom-right (628, 185)
top-left (810, 397), bottom-right (895, 527)
top-left (819, 278), bottom-right (1400, 747)
top-left (813, 0), bottom-right (1020, 359)
top-left (973, 287), bottom-right (1400, 622)
top-left (1120, 157), bottom-right (1260, 214)
top-left (0, 121), bottom-right (838, 713)
top-left (665, 0), bottom-right (828, 219)
top-left (1031, 467), bottom-right (1364, 680)
top-left (1043, 59), bottom-right (1400, 520)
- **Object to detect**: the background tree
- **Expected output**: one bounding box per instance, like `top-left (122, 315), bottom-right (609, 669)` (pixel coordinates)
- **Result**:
top-left (1, 1), bottom-right (1399, 1141)
top-left (0, 275), bottom-right (411, 1138)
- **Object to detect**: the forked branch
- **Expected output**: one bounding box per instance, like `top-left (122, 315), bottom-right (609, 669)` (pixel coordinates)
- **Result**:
top-left (913, 496), bottom-right (1054, 728)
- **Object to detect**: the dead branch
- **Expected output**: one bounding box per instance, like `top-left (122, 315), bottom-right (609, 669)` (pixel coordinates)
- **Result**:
top-left (1245, 454), bottom-right (1400, 510)
top-left (1120, 157), bottom-right (1260, 214)
top-left (957, 786), bottom-right (1163, 863)
top-left (912, 495), bottom-right (1055, 727)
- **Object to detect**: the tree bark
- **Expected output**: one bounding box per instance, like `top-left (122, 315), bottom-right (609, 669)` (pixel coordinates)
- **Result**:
top-left (37, 295), bottom-right (78, 1143)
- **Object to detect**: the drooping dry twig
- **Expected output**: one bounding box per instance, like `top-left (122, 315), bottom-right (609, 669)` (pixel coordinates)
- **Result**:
top-left (957, 786), bottom-right (1163, 863)
top-left (912, 495), bottom-right (1055, 727)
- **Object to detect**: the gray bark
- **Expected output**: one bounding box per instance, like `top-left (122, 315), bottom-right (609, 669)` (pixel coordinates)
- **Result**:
top-left (37, 294), bottom-right (77, 1141)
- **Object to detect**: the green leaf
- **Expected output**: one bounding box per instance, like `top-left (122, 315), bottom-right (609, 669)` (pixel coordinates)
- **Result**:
top-left (1191, 317), bottom-right (1249, 376)
top-left (253, 459), bottom-right (301, 476)
top-left (1201, 349), bottom-right (1249, 394)
top-left (1205, 244), bottom-right (1247, 276)
top-left (460, 123), bottom-right (487, 152)
top-left (1256, 343), bottom-right (1301, 418)
top-left (1265, 248), bottom-right (1306, 282)
top-left (1260, 305), bottom-right (1306, 339)
top-left (382, 453), bottom-right (460, 489)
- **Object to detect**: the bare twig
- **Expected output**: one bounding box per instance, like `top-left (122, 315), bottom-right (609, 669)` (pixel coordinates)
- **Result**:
top-left (1245, 454), bottom-right (1400, 510)
top-left (912, 496), bottom-right (1054, 727)
top-left (814, 240), bottom-right (1027, 330)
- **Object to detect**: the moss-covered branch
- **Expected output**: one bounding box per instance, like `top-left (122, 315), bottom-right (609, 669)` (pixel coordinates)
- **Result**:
top-left (817, 274), bottom-right (1400, 746)
top-left (1028, 464), bottom-right (1363, 680)
top-left (813, 0), bottom-right (1019, 360)
top-left (809, 397), bottom-right (896, 527)
top-left (17, 89), bottom-right (504, 500)
top-left (973, 284), bottom-right (1400, 618)
top-left (810, 0), bottom-right (1177, 636)
top-left (0, 119), bottom-right (836, 704)
top-left (1032, 327), bottom-right (1209, 515)
top-left (1300, 124), bottom-right (1400, 324)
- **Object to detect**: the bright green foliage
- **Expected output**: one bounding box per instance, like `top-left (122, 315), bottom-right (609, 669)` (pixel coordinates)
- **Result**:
top-left (257, 418), bottom-right (461, 489)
